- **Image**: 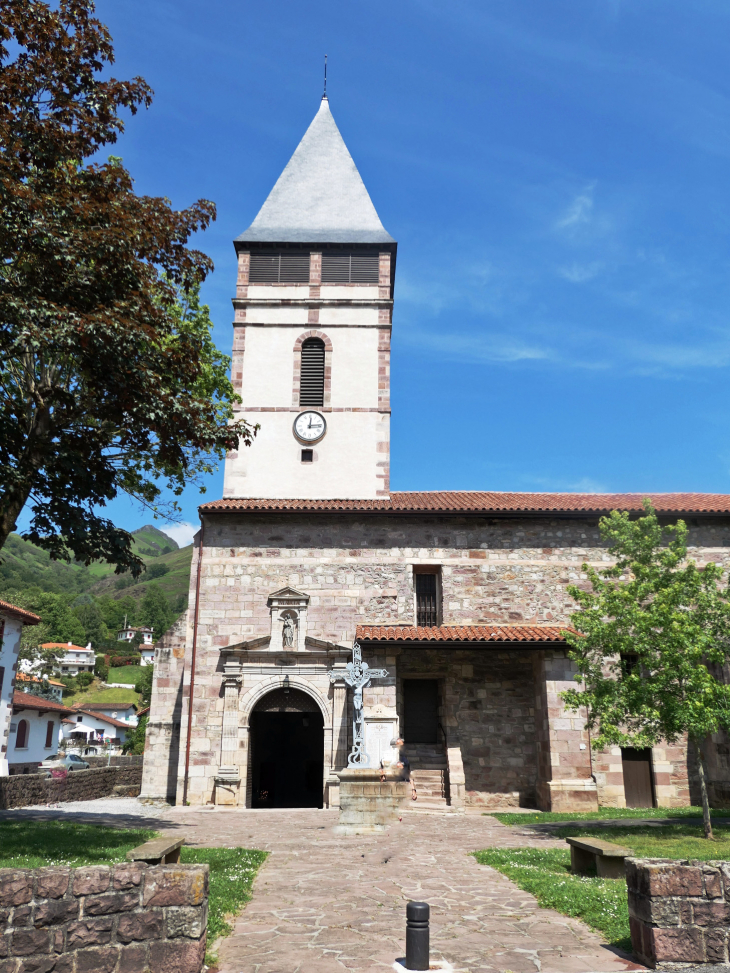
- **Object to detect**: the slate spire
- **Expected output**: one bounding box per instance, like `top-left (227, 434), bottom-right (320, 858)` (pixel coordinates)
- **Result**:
top-left (236, 98), bottom-right (394, 245)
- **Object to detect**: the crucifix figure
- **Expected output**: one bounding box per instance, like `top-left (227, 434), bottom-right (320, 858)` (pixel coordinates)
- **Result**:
top-left (330, 641), bottom-right (389, 768)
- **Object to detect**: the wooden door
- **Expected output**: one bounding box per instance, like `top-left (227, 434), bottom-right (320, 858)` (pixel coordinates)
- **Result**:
top-left (622, 748), bottom-right (655, 807)
top-left (403, 679), bottom-right (439, 744)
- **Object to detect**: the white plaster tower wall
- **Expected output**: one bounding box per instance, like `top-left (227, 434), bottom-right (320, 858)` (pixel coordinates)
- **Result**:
top-left (223, 96), bottom-right (395, 501)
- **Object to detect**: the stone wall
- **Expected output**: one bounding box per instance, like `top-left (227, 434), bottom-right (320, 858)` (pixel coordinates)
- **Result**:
top-left (0, 861), bottom-right (208, 973)
top-left (85, 756), bottom-right (144, 769)
top-left (627, 857), bottom-right (730, 967)
top-left (395, 645), bottom-right (538, 808)
top-left (143, 511), bottom-right (730, 807)
top-left (0, 767), bottom-right (142, 810)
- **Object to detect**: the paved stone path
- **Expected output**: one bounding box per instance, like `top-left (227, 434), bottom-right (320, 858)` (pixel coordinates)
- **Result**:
top-left (0, 802), bottom-right (646, 973)
top-left (164, 806), bottom-right (645, 973)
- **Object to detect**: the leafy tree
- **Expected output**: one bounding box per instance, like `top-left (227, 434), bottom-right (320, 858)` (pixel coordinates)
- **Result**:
top-left (122, 716), bottom-right (148, 756)
top-left (0, 0), bottom-right (254, 575)
top-left (72, 598), bottom-right (107, 647)
top-left (138, 583), bottom-right (174, 640)
top-left (138, 665), bottom-right (153, 708)
top-left (562, 500), bottom-right (730, 839)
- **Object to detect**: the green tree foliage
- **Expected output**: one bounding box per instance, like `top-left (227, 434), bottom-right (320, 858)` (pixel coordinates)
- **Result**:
top-left (138, 584), bottom-right (174, 640)
top-left (138, 666), bottom-right (153, 708)
top-left (562, 500), bottom-right (730, 838)
top-left (0, 0), bottom-right (254, 574)
top-left (122, 716), bottom-right (147, 756)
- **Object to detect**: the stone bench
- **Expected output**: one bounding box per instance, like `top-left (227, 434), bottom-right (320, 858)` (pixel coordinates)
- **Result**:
top-left (127, 835), bottom-right (185, 864)
top-left (567, 836), bottom-right (632, 879)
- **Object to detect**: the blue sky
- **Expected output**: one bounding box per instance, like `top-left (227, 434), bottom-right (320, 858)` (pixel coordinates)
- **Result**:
top-left (29, 0), bottom-right (730, 546)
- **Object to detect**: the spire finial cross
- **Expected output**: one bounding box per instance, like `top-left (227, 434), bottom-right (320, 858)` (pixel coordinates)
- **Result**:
top-left (323, 54), bottom-right (328, 100)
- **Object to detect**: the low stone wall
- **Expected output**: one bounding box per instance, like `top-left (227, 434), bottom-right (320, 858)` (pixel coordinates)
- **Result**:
top-left (0, 767), bottom-right (143, 810)
top-left (0, 862), bottom-right (208, 973)
top-left (85, 755), bottom-right (144, 769)
top-left (627, 857), bottom-right (730, 967)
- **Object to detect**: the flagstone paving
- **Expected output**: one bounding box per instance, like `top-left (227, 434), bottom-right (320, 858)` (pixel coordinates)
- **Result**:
top-left (162, 806), bottom-right (645, 973)
top-left (0, 801), bottom-right (646, 972)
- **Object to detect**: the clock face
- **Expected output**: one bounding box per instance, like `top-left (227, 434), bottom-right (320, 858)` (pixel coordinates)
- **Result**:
top-left (293, 411), bottom-right (326, 443)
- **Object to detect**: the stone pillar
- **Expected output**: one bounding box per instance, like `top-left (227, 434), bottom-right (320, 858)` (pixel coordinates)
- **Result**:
top-left (214, 660), bottom-right (242, 806)
top-left (326, 676), bottom-right (349, 808)
top-left (533, 649), bottom-right (598, 812)
top-left (141, 614), bottom-right (187, 803)
top-left (446, 737), bottom-right (466, 812)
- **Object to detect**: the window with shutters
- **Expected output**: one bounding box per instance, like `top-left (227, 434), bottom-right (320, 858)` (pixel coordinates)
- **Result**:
top-left (249, 250), bottom-right (311, 283)
top-left (15, 719), bottom-right (28, 749)
top-left (299, 338), bottom-right (325, 407)
top-left (414, 569), bottom-right (441, 627)
top-left (321, 250), bottom-right (379, 283)
top-left (45, 720), bottom-right (54, 749)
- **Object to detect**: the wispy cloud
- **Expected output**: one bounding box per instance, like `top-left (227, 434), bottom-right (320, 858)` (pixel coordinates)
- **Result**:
top-left (161, 521), bottom-right (197, 547)
top-left (556, 186), bottom-right (595, 230)
top-left (559, 261), bottom-right (604, 283)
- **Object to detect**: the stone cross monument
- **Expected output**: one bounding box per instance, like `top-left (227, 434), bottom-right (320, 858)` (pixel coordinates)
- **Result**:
top-left (330, 641), bottom-right (388, 768)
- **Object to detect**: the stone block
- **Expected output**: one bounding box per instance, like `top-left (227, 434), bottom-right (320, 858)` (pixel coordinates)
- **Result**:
top-left (74, 947), bottom-right (120, 973)
top-left (32, 898), bottom-right (79, 927)
top-left (34, 871), bottom-right (69, 901)
top-left (148, 937), bottom-right (206, 973)
top-left (691, 900), bottom-right (730, 927)
top-left (0, 872), bottom-right (32, 908)
top-left (703, 866), bottom-right (723, 898)
top-left (72, 867), bottom-right (110, 896)
top-left (16, 957), bottom-right (57, 973)
top-left (651, 926), bottom-right (705, 964)
top-left (9, 930), bottom-right (50, 957)
top-left (65, 917), bottom-right (113, 949)
top-left (706, 928), bottom-right (729, 964)
top-left (12, 908), bottom-right (30, 928)
top-left (165, 905), bottom-right (207, 940)
top-left (116, 912), bottom-right (164, 944)
top-left (142, 867), bottom-right (208, 908)
top-left (118, 945), bottom-right (150, 972)
top-left (112, 864), bottom-right (147, 891)
top-left (83, 892), bottom-right (139, 916)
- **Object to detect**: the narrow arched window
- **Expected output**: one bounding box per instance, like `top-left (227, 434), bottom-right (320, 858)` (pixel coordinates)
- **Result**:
top-left (16, 719), bottom-right (28, 748)
top-left (299, 338), bottom-right (325, 407)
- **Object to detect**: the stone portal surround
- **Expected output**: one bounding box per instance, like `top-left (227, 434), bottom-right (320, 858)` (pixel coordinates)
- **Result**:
top-left (0, 862), bottom-right (208, 973)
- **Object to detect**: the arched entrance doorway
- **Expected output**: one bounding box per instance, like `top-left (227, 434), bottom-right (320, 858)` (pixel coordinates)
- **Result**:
top-left (250, 687), bottom-right (324, 808)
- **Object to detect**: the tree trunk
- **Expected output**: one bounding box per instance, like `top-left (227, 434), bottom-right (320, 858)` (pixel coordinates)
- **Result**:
top-left (690, 734), bottom-right (713, 840)
top-left (0, 484), bottom-right (33, 553)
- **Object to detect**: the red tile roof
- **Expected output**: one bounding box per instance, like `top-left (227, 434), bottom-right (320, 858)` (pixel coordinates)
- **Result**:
top-left (12, 691), bottom-right (74, 714)
top-left (201, 491), bottom-right (730, 515)
top-left (74, 709), bottom-right (131, 730)
top-left (41, 643), bottom-right (92, 652)
top-left (356, 624), bottom-right (570, 643)
top-left (0, 599), bottom-right (41, 625)
top-left (16, 672), bottom-right (65, 689)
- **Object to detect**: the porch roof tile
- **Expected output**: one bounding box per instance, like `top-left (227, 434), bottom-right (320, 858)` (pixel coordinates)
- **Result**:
top-left (355, 624), bottom-right (571, 643)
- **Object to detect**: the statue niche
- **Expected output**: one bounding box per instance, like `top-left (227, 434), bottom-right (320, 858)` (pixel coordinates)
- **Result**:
top-left (281, 611), bottom-right (297, 649)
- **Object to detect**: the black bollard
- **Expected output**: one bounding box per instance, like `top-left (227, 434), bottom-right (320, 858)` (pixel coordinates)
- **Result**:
top-left (406, 900), bottom-right (429, 971)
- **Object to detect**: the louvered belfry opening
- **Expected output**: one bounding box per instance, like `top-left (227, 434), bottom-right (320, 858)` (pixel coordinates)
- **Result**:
top-left (415, 572), bottom-right (439, 627)
top-left (321, 249), bottom-right (379, 283)
top-left (249, 250), bottom-right (310, 283)
top-left (299, 338), bottom-right (325, 407)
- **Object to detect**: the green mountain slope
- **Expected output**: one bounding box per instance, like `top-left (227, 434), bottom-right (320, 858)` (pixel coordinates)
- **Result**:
top-left (0, 527), bottom-right (193, 650)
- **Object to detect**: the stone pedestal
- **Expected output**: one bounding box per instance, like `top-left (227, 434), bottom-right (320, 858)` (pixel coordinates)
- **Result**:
top-left (214, 768), bottom-right (241, 806)
top-left (537, 778), bottom-right (598, 813)
top-left (336, 768), bottom-right (408, 834)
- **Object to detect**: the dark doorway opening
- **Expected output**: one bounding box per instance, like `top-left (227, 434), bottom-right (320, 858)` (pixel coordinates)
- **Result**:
top-left (622, 747), bottom-right (655, 808)
top-left (250, 688), bottom-right (324, 809)
top-left (403, 679), bottom-right (439, 744)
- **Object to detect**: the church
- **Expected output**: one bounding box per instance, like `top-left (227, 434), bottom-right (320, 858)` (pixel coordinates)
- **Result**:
top-left (141, 96), bottom-right (730, 813)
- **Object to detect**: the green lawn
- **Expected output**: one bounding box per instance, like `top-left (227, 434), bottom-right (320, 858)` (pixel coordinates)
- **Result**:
top-left (62, 680), bottom-right (140, 707)
top-left (491, 805), bottom-right (730, 826)
top-left (0, 822), bottom-right (266, 965)
top-left (476, 821), bottom-right (730, 956)
top-left (105, 665), bottom-right (147, 687)
top-left (474, 847), bottom-right (632, 952)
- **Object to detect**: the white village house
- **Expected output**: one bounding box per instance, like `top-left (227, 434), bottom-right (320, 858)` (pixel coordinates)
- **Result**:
top-left (0, 598), bottom-right (41, 776)
top-left (61, 708), bottom-right (132, 749)
top-left (9, 690), bottom-right (72, 774)
top-left (42, 641), bottom-right (96, 676)
top-left (117, 625), bottom-right (155, 666)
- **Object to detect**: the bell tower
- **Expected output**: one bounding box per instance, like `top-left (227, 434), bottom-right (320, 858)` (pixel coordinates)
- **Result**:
top-left (223, 97), bottom-right (396, 500)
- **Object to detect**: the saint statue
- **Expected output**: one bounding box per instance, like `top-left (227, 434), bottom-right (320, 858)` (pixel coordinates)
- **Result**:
top-left (282, 614), bottom-right (295, 648)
